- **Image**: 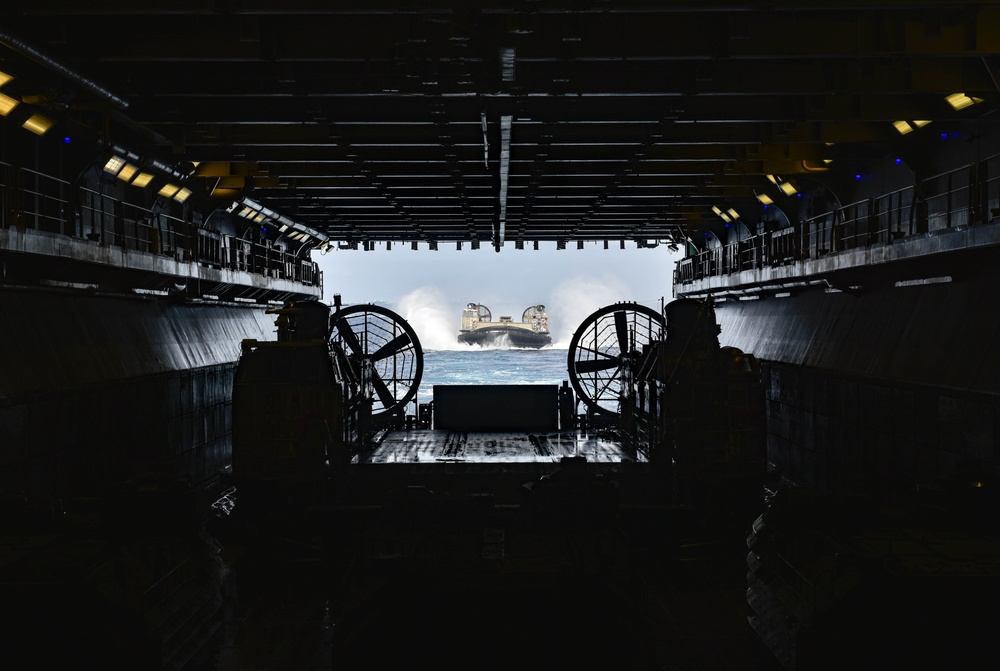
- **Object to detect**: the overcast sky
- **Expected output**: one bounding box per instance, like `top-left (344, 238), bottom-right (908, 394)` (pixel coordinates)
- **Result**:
top-left (314, 241), bottom-right (683, 349)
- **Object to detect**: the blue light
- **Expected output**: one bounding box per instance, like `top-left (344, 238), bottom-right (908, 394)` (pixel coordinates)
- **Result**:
top-left (725, 223), bottom-right (730, 228)
top-left (763, 204), bottom-right (769, 210)
top-left (63, 136), bottom-right (71, 144)
top-left (855, 174), bottom-right (861, 181)
top-left (941, 132), bottom-right (948, 139)
top-left (895, 158), bottom-right (902, 165)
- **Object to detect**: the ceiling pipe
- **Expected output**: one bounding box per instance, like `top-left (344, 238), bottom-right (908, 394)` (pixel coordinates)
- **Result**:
top-left (496, 114), bottom-right (512, 251)
top-left (0, 30), bottom-right (129, 110)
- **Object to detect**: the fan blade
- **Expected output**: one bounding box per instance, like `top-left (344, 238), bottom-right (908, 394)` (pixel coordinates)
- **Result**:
top-left (336, 318), bottom-right (363, 356)
top-left (614, 310), bottom-right (629, 355)
top-left (371, 370), bottom-right (396, 409)
top-left (576, 357), bottom-right (620, 374)
top-left (371, 334), bottom-right (411, 362)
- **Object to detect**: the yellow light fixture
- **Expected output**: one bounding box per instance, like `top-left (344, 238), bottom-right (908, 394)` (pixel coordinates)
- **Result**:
top-left (131, 172), bottom-right (155, 188)
top-left (893, 120), bottom-right (914, 134)
top-left (912, 119), bottom-right (931, 128)
top-left (173, 188), bottom-right (192, 203)
top-left (778, 181), bottom-right (797, 196)
top-left (711, 205), bottom-right (724, 217)
top-left (22, 113), bottom-right (54, 136)
top-left (0, 92), bottom-right (18, 116)
top-left (158, 183), bottom-right (180, 198)
top-left (766, 174), bottom-right (779, 185)
top-left (117, 163), bottom-right (139, 182)
top-left (945, 92), bottom-right (983, 110)
top-left (726, 208), bottom-right (740, 220)
top-left (0, 70), bottom-right (12, 87)
top-left (756, 193), bottom-right (774, 205)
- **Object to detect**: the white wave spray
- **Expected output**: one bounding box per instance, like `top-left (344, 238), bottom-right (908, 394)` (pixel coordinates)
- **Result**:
top-left (394, 286), bottom-right (461, 351)
top-left (546, 273), bottom-right (634, 348)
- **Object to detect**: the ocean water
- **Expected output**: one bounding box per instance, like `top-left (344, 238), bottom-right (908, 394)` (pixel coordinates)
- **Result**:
top-left (413, 346), bottom-right (570, 407)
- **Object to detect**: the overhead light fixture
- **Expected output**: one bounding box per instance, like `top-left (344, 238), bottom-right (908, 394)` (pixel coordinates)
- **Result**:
top-left (103, 155), bottom-right (126, 175)
top-left (0, 70), bottom-right (12, 87)
top-left (945, 92), bottom-right (983, 110)
top-left (895, 119), bottom-right (932, 134)
top-left (131, 172), bottom-right (155, 188)
top-left (226, 196), bottom-right (328, 244)
top-left (103, 145), bottom-right (199, 201)
top-left (157, 183), bottom-right (192, 203)
top-left (726, 208), bottom-right (740, 220)
top-left (0, 92), bottom-right (18, 116)
top-left (22, 113), bottom-right (54, 136)
top-left (711, 205), bottom-right (732, 222)
top-left (158, 183), bottom-right (179, 198)
top-left (756, 192), bottom-right (774, 205)
top-left (117, 163), bottom-right (139, 183)
top-left (765, 173), bottom-right (797, 195)
top-left (778, 180), bottom-right (797, 196)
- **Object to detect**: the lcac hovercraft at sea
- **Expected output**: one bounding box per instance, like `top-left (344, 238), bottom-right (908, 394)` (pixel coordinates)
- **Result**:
top-left (458, 303), bottom-right (552, 348)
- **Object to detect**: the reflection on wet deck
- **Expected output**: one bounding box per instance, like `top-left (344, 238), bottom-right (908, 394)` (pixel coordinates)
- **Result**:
top-left (365, 429), bottom-right (639, 464)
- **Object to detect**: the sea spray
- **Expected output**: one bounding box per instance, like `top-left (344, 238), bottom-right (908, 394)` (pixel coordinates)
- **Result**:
top-left (546, 273), bottom-right (634, 347)
top-left (395, 286), bottom-right (464, 351)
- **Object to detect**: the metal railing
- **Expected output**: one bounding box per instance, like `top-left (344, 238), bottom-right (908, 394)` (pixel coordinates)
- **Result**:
top-left (0, 162), bottom-right (319, 287)
top-left (677, 156), bottom-right (1000, 286)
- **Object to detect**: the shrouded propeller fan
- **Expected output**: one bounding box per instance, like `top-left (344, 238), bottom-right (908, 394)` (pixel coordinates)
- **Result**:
top-left (330, 304), bottom-right (423, 418)
top-left (522, 304), bottom-right (546, 321)
top-left (567, 302), bottom-right (665, 419)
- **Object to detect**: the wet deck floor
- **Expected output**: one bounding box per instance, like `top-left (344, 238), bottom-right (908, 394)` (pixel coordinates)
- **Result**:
top-left (367, 429), bottom-right (635, 464)
top-left (201, 430), bottom-right (779, 671)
